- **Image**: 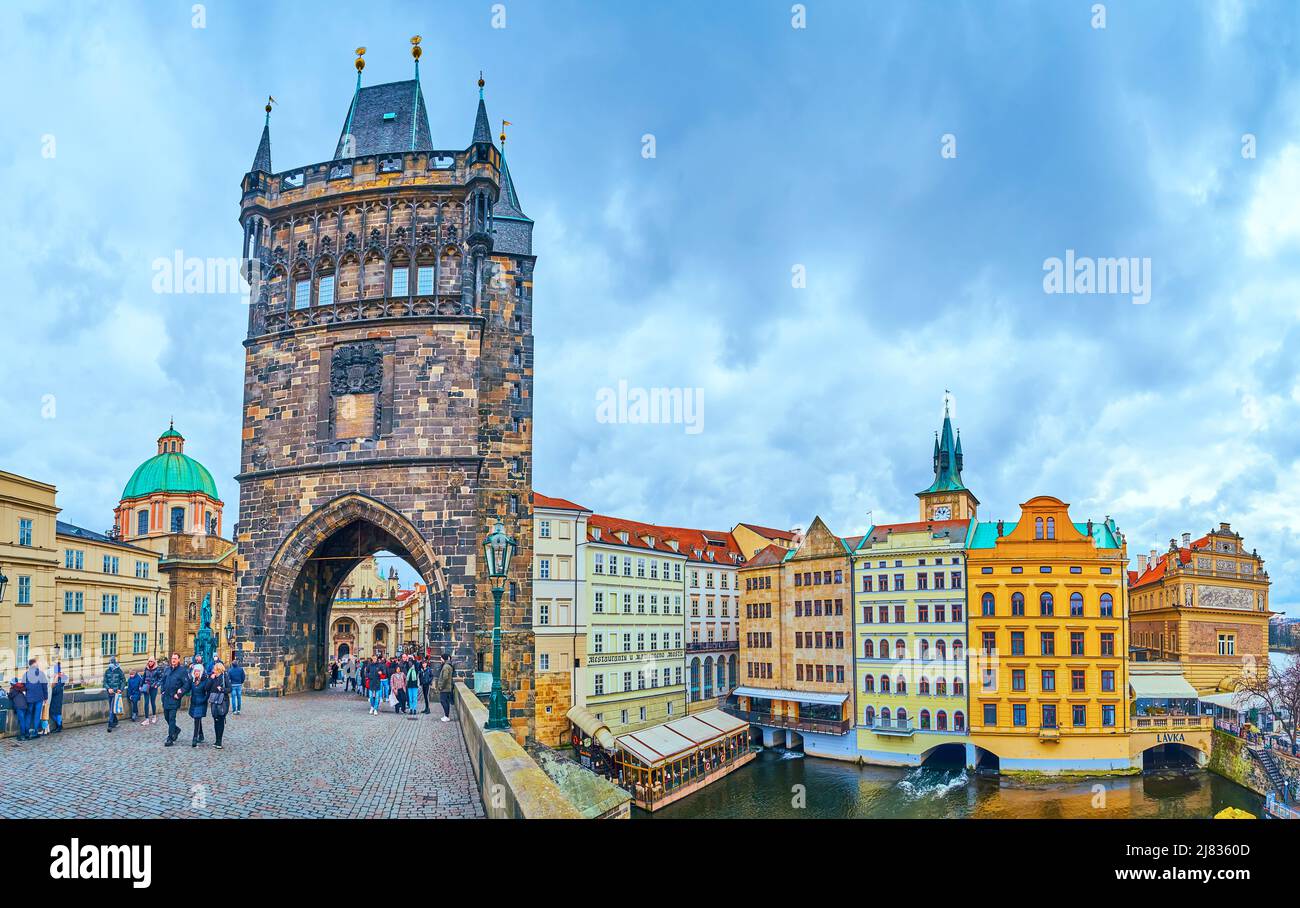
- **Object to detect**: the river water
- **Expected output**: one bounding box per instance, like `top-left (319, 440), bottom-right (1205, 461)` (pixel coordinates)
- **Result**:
top-left (641, 748), bottom-right (1265, 819)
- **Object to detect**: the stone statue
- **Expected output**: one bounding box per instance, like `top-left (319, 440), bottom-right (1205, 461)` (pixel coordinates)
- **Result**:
top-left (194, 593), bottom-right (216, 670)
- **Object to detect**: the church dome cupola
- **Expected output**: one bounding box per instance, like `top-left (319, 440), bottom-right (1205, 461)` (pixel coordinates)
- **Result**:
top-left (117, 422), bottom-right (224, 540)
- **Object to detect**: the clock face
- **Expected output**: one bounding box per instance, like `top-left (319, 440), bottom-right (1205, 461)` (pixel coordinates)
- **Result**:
top-left (933, 505), bottom-right (952, 520)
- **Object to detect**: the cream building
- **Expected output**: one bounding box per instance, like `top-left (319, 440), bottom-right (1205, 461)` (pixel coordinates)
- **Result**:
top-left (531, 493), bottom-right (591, 745)
top-left (1, 470), bottom-right (166, 686)
top-left (326, 556), bottom-right (402, 660)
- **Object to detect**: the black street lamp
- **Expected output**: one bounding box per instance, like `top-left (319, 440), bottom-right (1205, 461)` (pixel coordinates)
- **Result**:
top-left (482, 519), bottom-right (516, 731)
top-left (225, 622), bottom-right (235, 660)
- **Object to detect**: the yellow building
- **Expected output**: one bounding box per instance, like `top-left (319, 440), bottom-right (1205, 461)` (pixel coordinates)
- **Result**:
top-left (732, 516), bottom-right (858, 760)
top-left (1, 470), bottom-right (166, 686)
top-left (1129, 523), bottom-right (1272, 694)
top-left (965, 496), bottom-right (1133, 773)
top-left (730, 523), bottom-right (798, 561)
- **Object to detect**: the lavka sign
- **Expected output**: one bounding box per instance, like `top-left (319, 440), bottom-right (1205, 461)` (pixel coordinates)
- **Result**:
top-left (50, 839), bottom-right (152, 889)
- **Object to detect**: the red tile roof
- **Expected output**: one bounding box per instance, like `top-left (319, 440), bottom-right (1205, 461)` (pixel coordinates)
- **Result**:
top-left (859, 519), bottom-right (969, 547)
top-left (532, 492), bottom-right (591, 512)
top-left (741, 543), bottom-right (787, 569)
top-left (736, 522), bottom-right (796, 541)
top-left (1129, 535), bottom-right (1209, 589)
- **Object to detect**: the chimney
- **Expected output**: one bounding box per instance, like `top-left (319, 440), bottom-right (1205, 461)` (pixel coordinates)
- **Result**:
top-left (1219, 522), bottom-right (1231, 533)
top-left (1149, 548), bottom-right (1157, 566)
top-left (791, 525), bottom-right (805, 545)
top-left (1181, 532), bottom-right (1191, 548)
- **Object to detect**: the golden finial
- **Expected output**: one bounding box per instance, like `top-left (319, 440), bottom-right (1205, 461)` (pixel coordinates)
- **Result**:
top-left (411, 35), bottom-right (422, 61)
top-left (478, 70), bottom-right (485, 89)
top-left (265, 95), bottom-right (275, 115)
top-left (500, 119), bottom-right (512, 145)
top-left (355, 46), bottom-right (367, 73)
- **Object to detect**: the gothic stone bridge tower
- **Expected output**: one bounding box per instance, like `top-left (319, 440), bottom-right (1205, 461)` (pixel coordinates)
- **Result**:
top-left (234, 51), bottom-right (536, 738)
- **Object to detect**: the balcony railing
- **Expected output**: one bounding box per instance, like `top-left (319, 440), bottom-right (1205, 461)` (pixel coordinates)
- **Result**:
top-left (686, 640), bottom-right (738, 653)
top-left (723, 706), bottom-right (850, 736)
top-left (1131, 715), bottom-right (1212, 731)
top-left (862, 717), bottom-right (915, 736)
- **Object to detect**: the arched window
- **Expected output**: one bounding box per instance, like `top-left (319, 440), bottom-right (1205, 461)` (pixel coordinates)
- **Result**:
top-left (863, 639), bottom-right (874, 659)
top-left (880, 675), bottom-right (891, 694)
top-left (936, 677), bottom-right (948, 696)
top-left (921, 676), bottom-right (932, 695)
top-left (895, 639), bottom-right (906, 659)
top-left (717, 658), bottom-right (726, 693)
top-left (952, 640), bottom-right (963, 661)
top-left (954, 711), bottom-right (966, 732)
top-left (689, 658), bottom-right (701, 701)
top-left (1046, 517), bottom-right (1055, 539)
top-left (936, 710), bottom-right (948, 731)
top-left (920, 709), bottom-right (931, 730)
top-left (1100, 592), bottom-right (1114, 617)
top-left (1011, 592), bottom-right (1025, 616)
top-left (1035, 516), bottom-right (1044, 539)
top-left (293, 262), bottom-right (312, 309)
top-left (954, 676), bottom-right (965, 695)
top-left (170, 506), bottom-right (186, 534)
top-left (896, 707), bottom-right (907, 724)
top-left (703, 656), bottom-right (714, 698)
top-left (920, 639), bottom-right (930, 659)
top-left (879, 639), bottom-right (889, 659)
top-left (389, 248), bottom-right (411, 297)
top-left (863, 674), bottom-right (875, 693)
top-left (936, 639), bottom-right (947, 660)
top-left (316, 257), bottom-right (336, 307)
top-left (1040, 591), bottom-right (1054, 616)
top-left (896, 675), bottom-right (907, 694)
top-left (864, 705), bottom-right (875, 726)
top-left (881, 707), bottom-right (891, 724)
top-left (981, 592), bottom-right (995, 616)
top-left (1070, 591), bottom-right (1084, 617)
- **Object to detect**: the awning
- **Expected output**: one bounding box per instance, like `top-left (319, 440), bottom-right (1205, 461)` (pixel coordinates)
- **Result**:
top-left (1129, 672), bottom-right (1198, 700)
top-left (1199, 691), bottom-right (1270, 712)
top-left (615, 708), bottom-right (750, 769)
top-left (566, 705), bottom-right (615, 750)
top-left (731, 686), bottom-right (848, 707)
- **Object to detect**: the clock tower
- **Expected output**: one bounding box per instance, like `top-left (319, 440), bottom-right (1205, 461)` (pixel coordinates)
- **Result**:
top-left (916, 398), bottom-right (978, 522)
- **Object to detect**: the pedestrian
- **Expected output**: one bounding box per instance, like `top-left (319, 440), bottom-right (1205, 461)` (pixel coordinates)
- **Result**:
top-left (208, 660), bottom-right (230, 749)
top-left (365, 658), bottom-right (384, 715)
top-left (379, 660), bottom-right (391, 705)
top-left (392, 661), bottom-right (408, 713)
top-left (8, 681), bottom-right (29, 741)
top-left (405, 660), bottom-right (420, 714)
top-left (127, 670), bottom-right (143, 722)
top-left (143, 658), bottom-right (162, 725)
top-left (22, 658), bottom-right (48, 740)
top-left (419, 660), bottom-right (434, 714)
top-left (102, 656), bottom-right (125, 732)
top-left (329, 660), bottom-right (339, 688)
top-left (227, 658), bottom-right (246, 715)
top-left (187, 661), bottom-right (211, 747)
top-left (436, 652), bottom-right (454, 722)
top-left (160, 652), bottom-right (189, 746)
top-left (49, 672), bottom-right (65, 733)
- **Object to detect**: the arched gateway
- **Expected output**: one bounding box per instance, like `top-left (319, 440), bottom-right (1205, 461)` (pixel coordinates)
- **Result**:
top-left (232, 57), bottom-right (537, 737)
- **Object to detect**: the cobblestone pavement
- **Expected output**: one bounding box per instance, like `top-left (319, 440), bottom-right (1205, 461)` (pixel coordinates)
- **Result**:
top-left (1, 686), bottom-right (484, 819)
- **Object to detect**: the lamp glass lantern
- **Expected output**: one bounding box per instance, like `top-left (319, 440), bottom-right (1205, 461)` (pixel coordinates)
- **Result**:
top-left (482, 520), bottom-right (516, 586)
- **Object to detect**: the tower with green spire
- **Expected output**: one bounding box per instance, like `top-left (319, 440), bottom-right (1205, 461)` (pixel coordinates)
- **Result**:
top-left (916, 395), bottom-right (979, 521)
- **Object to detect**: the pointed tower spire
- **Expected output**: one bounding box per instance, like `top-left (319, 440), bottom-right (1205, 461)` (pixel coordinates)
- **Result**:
top-left (251, 96), bottom-right (273, 173)
top-left (495, 119), bottom-right (527, 219)
top-left (916, 392), bottom-right (978, 519)
top-left (472, 72), bottom-right (493, 145)
top-left (340, 47), bottom-right (366, 158)
top-left (410, 36), bottom-right (423, 152)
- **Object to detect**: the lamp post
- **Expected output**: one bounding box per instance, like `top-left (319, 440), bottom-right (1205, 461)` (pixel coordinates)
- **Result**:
top-left (482, 519), bottom-right (516, 731)
top-left (225, 622), bottom-right (235, 661)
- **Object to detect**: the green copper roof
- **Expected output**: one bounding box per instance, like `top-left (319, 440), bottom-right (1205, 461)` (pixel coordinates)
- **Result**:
top-left (122, 452), bottom-right (220, 501)
top-left (966, 520), bottom-right (1121, 550)
top-left (918, 408), bottom-right (968, 496)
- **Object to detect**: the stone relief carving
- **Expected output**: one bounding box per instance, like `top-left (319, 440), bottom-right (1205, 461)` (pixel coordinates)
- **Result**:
top-left (330, 343), bottom-right (383, 395)
top-left (1196, 584), bottom-right (1252, 611)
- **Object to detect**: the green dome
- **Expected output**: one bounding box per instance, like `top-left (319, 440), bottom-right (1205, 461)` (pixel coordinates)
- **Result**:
top-left (122, 452), bottom-right (220, 501)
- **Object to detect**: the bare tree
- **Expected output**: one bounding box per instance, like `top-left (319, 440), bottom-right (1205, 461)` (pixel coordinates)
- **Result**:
top-left (1232, 658), bottom-right (1300, 754)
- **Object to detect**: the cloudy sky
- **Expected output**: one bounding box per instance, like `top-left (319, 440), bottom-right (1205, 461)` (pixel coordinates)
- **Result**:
top-left (1, 1), bottom-right (1297, 614)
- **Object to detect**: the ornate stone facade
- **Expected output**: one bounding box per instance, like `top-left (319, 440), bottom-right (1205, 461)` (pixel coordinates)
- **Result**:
top-left (233, 63), bottom-right (536, 739)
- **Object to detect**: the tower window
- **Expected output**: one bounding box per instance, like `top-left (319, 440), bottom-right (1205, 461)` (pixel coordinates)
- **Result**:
top-left (170, 507), bottom-right (186, 534)
top-left (391, 267), bottom-right (409, 296)
top-left (318, 274), bottom-right (335, 307)
top-left (417, 265), bottom-right (434, 295)
top-left (294, 278), bottom-right (311, 309)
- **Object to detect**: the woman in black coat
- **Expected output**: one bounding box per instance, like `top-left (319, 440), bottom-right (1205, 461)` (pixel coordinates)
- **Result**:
top-left (187, 664), bottom-right (212, 747)
top-left (207, 662), bottom-right (231, 749)
top-left (48, 673), bottom-right (66, 733)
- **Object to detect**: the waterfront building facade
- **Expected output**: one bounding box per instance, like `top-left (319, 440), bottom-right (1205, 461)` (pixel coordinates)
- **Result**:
top-left (732, 517), bottom-right (857, 760)
top-left (966, 497), bottom-right (1131, 773)
top-left (678, 528), bottom-right (744, 713)
top-left (852, 519), bottom-right (971, 765)
top-left (1129, 524), bottom-right (1272, 694)
top-left (583, 514), bottom-right (687, 735)
top-left (533, 493), bottom-right (591, 744)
